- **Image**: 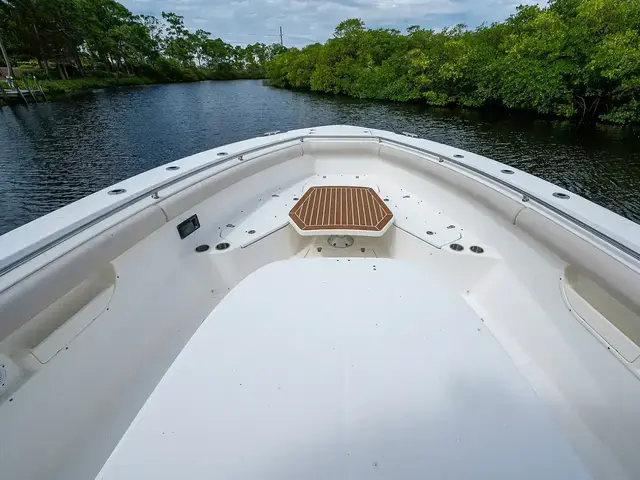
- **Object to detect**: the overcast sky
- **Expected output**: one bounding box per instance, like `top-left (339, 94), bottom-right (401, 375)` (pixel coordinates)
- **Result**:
top-left (121, 0), bottom-right (546, 47)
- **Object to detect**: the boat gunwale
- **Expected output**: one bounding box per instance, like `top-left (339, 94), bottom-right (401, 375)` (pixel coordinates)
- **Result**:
top-left (0, 130), bottom-right (638, 279)
top-left (381, 136), bottom-right (640, 263)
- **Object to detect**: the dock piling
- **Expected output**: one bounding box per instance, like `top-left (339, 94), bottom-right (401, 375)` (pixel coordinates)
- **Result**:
top-left (34, 77), bottom-right (48, 102)
top-left (13, 79), bottom-right (29, 106)
top-left (0, 81), bottom-right (7, 103)
top-left (23, 77), bottom-right (38, 104)
top-left (0, 76), bottom-right (48, 105)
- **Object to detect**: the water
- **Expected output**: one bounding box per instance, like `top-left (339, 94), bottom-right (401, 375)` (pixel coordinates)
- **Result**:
top-left (1, 79), bottom-right (640, 235)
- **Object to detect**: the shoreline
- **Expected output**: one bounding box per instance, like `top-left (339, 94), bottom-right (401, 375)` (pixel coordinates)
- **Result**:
top-left (265, 84), bottom-right (640, 129)
top-left (1, 76), bottom-right (266, 105)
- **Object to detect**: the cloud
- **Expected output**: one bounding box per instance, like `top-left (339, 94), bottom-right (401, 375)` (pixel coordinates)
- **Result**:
top-left (121, 0), bottom-right (546, 47)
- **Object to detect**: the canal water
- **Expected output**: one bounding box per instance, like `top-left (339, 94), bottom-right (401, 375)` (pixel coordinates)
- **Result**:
top-left (1, 79), bottom-right (640, 235)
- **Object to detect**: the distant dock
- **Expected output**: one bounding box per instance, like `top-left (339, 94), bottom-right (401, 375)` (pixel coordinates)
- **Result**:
top-left (0, 77), bottom-right (48, 105)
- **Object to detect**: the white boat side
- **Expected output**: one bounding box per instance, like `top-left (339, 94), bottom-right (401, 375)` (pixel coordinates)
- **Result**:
top-left (2, 126), bottom-right (639, 279)
top-left (0, 125), bottom-right (639, 479)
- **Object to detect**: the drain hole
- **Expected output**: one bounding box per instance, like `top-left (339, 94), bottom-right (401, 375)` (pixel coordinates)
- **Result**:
top-left (553, 192), bottom-right (570, 199)
top-left (453, 154), bottom-right (464, 158)
top-left (108, 188), bottom-right (126, 195)
top-left (215, 242), bottom-right (230, 251)
top-left (426, 231), bottom-right (434, 235)
top-left (450, 243), bottom-right (464, 251)
top-left (501, 169), bottom-right (514, 174)
top-left (293, 197), bottom-right (299, 201)
top-left (247, 229), bottom-right (256, 234)
top-left (447, 225), bottom-right (455, 229)
top-left (217, 152), bottom-right (228, 156)
top-left (470, 245), bottom-right (484, 254)
top-left (272, 194), bottom-right (279, 197)
top-left (166, 166), bottom-right (180, 171)
top-left (317, 247), bottom-right (322, 252)
top-left (403, 195), bottom-right (410, 198)
top-left (384, 198), bottom-right (389, 202)
top-left (226, 223), bottom-right (234, 228)
top-left (195, 244), bottom-right (210, 253)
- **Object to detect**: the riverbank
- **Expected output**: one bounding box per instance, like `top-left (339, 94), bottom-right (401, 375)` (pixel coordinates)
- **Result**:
top-left (267, 5), bottom-right (640, 125)
top-left (38, 76), bottom-right (160, 95)
top-left (1, 73), bottom-right (266, 104)
top-left (2, 2), bottom-right (283, 105)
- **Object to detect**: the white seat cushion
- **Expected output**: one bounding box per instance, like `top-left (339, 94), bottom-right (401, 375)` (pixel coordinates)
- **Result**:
top-left (97, 258), bottom-right (589, 479)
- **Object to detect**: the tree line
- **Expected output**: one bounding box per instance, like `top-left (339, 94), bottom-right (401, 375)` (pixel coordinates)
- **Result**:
top-left (0, 0), bottom-right (285, 82)
top-left (266, 0), bottom-right (640, 124)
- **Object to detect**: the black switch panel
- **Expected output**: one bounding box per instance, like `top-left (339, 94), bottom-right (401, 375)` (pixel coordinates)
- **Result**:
top-left (177, 214), bottom-right (200, 239)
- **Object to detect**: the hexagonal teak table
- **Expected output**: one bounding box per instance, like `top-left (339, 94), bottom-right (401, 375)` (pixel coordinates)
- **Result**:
top-left (288, 186), bottom-right (394, 237)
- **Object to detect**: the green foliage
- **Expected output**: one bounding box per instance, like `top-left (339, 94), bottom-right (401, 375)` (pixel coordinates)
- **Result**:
top-left (267, 2), bottom-right (640, 124)
top-left (0, 0), bottom-right (282, 85)
top-left (151, 57), bottom-right (199, 82)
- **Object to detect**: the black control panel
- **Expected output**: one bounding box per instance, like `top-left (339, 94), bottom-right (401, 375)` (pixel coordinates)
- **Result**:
top-left (177, 214), bottom-right (200, 239)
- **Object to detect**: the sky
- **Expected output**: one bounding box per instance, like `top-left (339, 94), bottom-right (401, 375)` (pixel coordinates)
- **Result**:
top-left (121, 0), bottom-right (547, 47)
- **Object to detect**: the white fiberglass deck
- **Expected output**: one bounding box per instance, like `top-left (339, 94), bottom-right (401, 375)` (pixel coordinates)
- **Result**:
top-left (1, 126), bottom-right (639, 480)
top-left (97, 259), bottom-right (588, 479)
